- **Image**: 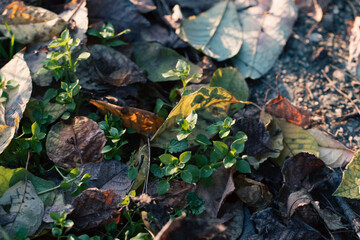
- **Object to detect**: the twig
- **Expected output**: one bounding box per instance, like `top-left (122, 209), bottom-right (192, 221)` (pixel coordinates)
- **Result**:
top-left (321, 69), bottom-right (360, 115)
top-left (11, 152), bottom-right (30, 232)
top-left (143, 135), bottom-right (151, 194)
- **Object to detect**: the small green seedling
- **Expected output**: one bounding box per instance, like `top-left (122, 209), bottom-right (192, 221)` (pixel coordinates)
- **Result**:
top-left (38, 167), bottom-right (91, 197)
top-left (162, 59), bottom-right (202, 97)
top-left (99, 114), bottom-right (128, 160)
top-left (50, 210), bottom-right (74, 239)
top-left (88, 22), bottom-right (130, 47)
top-left (0, 73), bottom-right (18, 104)
top-left (0, 22), bottom-right (16, 60)
top-left (152, 112), bottom-right (249, 195)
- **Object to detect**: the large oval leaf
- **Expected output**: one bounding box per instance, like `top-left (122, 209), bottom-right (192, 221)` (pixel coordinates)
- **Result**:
top-left (178, 0), bottom-right (242, 61)
top-left (232, 0), bottom-right (297, 79)
top-left (132, 42), bottom-right (202, 83)
top-left (0, 1), bottom-right (66, 44)
top-left (151, 87), bottom-right (238, 148)
top-left (0, 52), bottom-right (32, 154)
top-left (210, 67), bottom-right (249, 111)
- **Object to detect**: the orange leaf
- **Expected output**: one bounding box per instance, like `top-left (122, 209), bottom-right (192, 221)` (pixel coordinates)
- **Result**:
top-left (89, 100), bottom-right (164, 136)
top-left (265, 94), bottom-right (311, 127)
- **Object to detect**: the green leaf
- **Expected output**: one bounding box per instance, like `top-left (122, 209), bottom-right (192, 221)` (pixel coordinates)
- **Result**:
top-left (81, 173), bottom-right (91, 183)
top-left (159, 154), bottom-right (177, 165)
top-left (231, 138), bottom-right (246, 154)
top-left (333, 151), bottom-right (360, 198)
top-left (185, 192), bottom-right (205, 215)
top-left (165, 165), bottom-right (178, 176)
top-left (150, 164), bottom-right (165, 178)
top-left (50, 212), bottom-right (61, 221)
top-left (178, 1), bottom-right (242, 61)
top-left (184, 165), bottom-right (200, 183)
top-left (195, 134), bottom-right (211, 146)
top-left (5, 80), bottom-right (19, 89)
top-left (77, 52), bottom-right (90, 60)
top-left (69, 168), bottom-right (80, 179)
top-left (101, 145), bottom-right (112, 154)
top-left (128, 167), bottom-right (138, 181)
top-left (223, 155), bottom-right (236, 168)
top-left (133, 42), bottom-right (202, 83)
top-left (236, 160), bottom-right (251, 173)
top-left (31, 122), bottom-right (40, 136)
top-left (213, 141), bottom-right (228, 158)
top-left (181, 170), bottom-right (193, 183)
top-left (105, 39), bottom-right (127, 47)
top-left (168, 139), bottom-right (188, 153)
top-left (60, 182), bottom-right (72, 190)
top-left (151, 87), bottom-right (238, 149)
top-left (179, 151), bottom-right (191, 163)
top-left (200, 165), bottom-right (213, 178)
top-left (210, 67), bottom-right (249, 111)
top-left (157, 180), bottom-right (170, 195)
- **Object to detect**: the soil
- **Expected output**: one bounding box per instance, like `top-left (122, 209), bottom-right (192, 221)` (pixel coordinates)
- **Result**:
top-left (249, 0), bottom-right (360, 151)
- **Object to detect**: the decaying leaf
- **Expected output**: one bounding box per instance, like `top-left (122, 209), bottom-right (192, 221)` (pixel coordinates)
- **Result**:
top-left (210, 67), bottom-right (249, 112)
top-left (0, 52), bottom-right (32, 154)
top-left (196, 166), bottom-right (235, 218)
top-left (247, 112), bottom-right (284, 168)
top-left (151, 87), bottom-right (238, 148)
top-left (282, 152), bottom-right (324, 191)
top-left (333, 150), bottom-right (360, 199)
top-left (232, 0), bottom-right (297, 79)
top-left (130, 0), bottom-right (156, 13)
top-left (234, 174), bottom-right (272, 211)
top-left (87, 0), bottom-right (150, 40)
top-left (0, 181), bottom-right (44, 236)
top-left (178, 0), bottom-right (242, 61)
top-left (286, 189), bottom-right (313, 219)
top-left (168, 0), bottom-right (221, 14)
top-left (155, 214), bottom-right (227, 240)
top-left (90, 100), bottom-right (164, 136)
top-left (77, 44), bottom-right (146, 89)
top-left (232, 118), bottom-right (272, 156)
top-left (265, 94), bottom-right (311, 127)
top-left (294, 0), bottom-right (331, 22)
top-left (46, 116), bottom-right (106, 168)
top-left (79, 161), bottom-right (132, 198)
top-left (248, 208), bottom-right (322, 239)
top-left (274, 119), bottom-right (319, 165)
top-left (0, 1), bottom-right (66, 44)
top-left (307, 129), bottom-right (354, 168)
top-left (69, 188), bottom-right (122, 230)
top-left (348, 16), bottom-right (360, 81)
top-left (132, 42), bottom-right (202, 83)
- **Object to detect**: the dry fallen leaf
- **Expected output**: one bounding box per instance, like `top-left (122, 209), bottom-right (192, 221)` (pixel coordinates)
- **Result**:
top-left (196, 166), bottom-right (235, 218)
top-left (234, 174), bottom-right (272, 211)
top-left (232, 0), bottom-right (298, 79)
top-left (90, 100), bottom-right (164, 136)
top-left (46, 116), bottom-right (106, 168)
top-left (77, 44), bottom-right (146, 88)
top-left (0, 1), bottom-right (66, 44)
top-left (307, 129), bottom-right (354, 168)
top-left (265, 94), bottom-right (311, 127)
top-left (69, 188), bottom-right (122, 230)
top-left (0, 52), bottom-right (32, 154)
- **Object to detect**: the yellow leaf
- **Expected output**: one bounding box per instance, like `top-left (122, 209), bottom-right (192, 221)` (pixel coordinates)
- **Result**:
top-left (274, 119), bottom-right (319, 165)
top-left (333, 150), bottom-right (360, 199)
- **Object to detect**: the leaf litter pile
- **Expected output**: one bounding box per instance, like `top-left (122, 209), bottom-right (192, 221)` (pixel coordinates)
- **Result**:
top-left (0, 0), bottom-right (360, 239)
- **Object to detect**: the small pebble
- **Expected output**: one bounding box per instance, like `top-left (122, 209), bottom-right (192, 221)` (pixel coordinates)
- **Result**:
top-left (309, 33), bottom-right (322, 42)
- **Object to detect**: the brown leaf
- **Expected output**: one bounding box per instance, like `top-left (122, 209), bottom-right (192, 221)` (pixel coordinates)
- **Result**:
top-left (69, 188), bottom-right (122, 230)
top-left (265, 94), bottom-right (311, 127)
top-left (77, 44), bottom-right (146, 88)
top-left (234, 174), bottom-right (272, 211)
top-left (155, 214), bottom-right (227, 240)
top-left (232, 118), bottom-right (273, 156)
top-left (46, 116), bottom-right (106, 168)
top-left (196, 166), bottom-right (235, 218)
top-left (89, 100), bottom-right (164, 136)
top-left (129, 0), bottom-right (156, 13)
top-left (281, 152), bottom-right (324, 191)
